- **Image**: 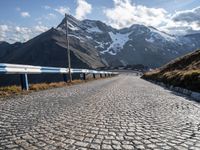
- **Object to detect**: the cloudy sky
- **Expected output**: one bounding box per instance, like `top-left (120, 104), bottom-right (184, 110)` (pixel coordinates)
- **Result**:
top-left (0, 0), bottom-right (200, 43)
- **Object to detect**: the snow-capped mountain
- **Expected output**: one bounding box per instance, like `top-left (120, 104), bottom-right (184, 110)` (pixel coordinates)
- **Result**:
top-left (1, 14), bottom-right (200, 69)
top-left (56, 14), bottom-right (200, 67)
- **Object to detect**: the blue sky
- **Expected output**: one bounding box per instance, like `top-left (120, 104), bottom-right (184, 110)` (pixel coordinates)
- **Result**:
top-left (0, 0), bottom-right (200, 43)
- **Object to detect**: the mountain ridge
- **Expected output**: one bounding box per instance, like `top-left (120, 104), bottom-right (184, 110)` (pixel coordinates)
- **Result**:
top-left (0, 14), bottom-right (200, 68)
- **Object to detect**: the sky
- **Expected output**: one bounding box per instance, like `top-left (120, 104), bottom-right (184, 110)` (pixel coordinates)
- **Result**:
top-left (0, 0), bottom-right (200, 43)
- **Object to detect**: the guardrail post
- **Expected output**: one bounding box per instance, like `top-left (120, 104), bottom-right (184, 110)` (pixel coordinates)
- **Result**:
top-left (20, 74), bottom-right (29, 91)
top-left (83, 73), bottom-right (86, 80)
top-left (63, 74), bottom-right (68, 83)
top-left (80, 73), bottom-right (83, 80)
top-left (80, 73), bottom-right (86, 80)
top-left (93, 74), bottom-right (96, 79)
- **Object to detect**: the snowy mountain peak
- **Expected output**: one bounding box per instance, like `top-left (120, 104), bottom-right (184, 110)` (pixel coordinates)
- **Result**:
top-left (54, 15), bottom-right (200, 67)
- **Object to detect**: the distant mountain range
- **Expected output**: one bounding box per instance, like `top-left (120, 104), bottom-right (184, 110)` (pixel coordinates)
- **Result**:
top-left (1, 14), bottom-right (200, 69)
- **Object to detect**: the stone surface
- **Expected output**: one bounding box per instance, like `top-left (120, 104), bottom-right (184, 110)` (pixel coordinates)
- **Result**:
top-left (1, 74), bottom-right (200, 149)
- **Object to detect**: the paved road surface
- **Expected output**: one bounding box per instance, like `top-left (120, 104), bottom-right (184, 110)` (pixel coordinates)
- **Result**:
top-left (1, 75), bottom-right (200, 150)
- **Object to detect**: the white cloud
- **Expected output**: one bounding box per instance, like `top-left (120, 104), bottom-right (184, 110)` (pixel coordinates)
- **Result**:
top-left (172, 7), bottom-right (200, 24)
top-left (161, 20), bottom-right (200, 35)
top-left (75, 0), bottom-right (92, 20)
top-left (0, 25), bottom-right (9, 32)
top-left (0, 25), bottom-right (9, 41)
top-left (165, 7), bottom-right (200, 33)
top-left (47, 13), bottom-right (56, 19)
top-left (55, 6), bottom-right (70, 15)
top-left (0, 24), bottom-right (50, 43)
top-left (44, 5), bottom-right (51, 10)
top-left (34, 25), bottom-right (49, 32)
top-left (38, 21), bottom-right (42, 25)
top-left (16, 7), bottom-right (21, 11)
top-left (14, 25), bottom-right (49, 42)
top-left (21, 12), bottom-right (31, 18)
top-left (104, 0), bottom-right (200, 35)
top-left (159, 7), bottom-right (200, 35)
top-left (14, 26), bottom-right (33, 42)
top-left (35, 13), bottom-right (57, 22)
top-left (104, 0), bottom-right (167, 29)
top-left (14, 26), bottom-right (31, 34)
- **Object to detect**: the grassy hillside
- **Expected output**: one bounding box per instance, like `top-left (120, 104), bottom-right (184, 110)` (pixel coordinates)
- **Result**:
top-left (142, 50), bottom-right (200, 92)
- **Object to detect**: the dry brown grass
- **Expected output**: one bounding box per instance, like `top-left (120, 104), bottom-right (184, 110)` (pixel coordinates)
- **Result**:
top-left (0, 76), bottom-right (111, 98)
top-left (142, 69), bottom-right (200, 92)
top-left (142, 50), bottom-right (200, 92)
top-left (0, 85), bottom-right (21, 97)
top-left (29, 82), bottom-right (67, 91)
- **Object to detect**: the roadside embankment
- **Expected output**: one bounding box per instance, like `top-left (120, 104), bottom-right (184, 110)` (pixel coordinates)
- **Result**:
top-left (142, 50), bottom-right (200, 100)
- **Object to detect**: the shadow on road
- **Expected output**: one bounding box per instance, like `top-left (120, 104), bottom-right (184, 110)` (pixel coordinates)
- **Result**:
top-left (153, 82), bottom-right (200, 103)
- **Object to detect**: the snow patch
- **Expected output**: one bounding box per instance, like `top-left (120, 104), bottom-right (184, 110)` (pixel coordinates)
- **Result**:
top-left (68, 22), bottom-right (79, 31)
top-left (149, 28), bottom-right (176, 42)
top-left (120, 60), bottom-right (127, 66)
top-left (145, 37), bottom-right (155, 43)
top-left (86, 35), bottom-right (92, 39)
top-left (68, 34), bottom-right (81, 39)
top-left (108, 50), bottom-right (117, 55)
top-left (87, 27), bottom-right (102, 33)
top-left (95, 41), bottom-right (105, 49)
top-left (57, 27), bottom-right (66, 33)
top-left (101, 32), bottom-right (130, 55)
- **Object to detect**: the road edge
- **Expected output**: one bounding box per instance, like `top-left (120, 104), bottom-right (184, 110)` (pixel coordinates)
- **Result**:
top-left (143, 79), bottom-right (200, 101)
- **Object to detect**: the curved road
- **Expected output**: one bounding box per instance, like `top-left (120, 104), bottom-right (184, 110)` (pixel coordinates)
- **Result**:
top-left (0, 74), bottom-right (200, 150)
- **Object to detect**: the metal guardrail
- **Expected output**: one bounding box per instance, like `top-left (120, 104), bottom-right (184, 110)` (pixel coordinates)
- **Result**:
top-left (0, 63), bottom-right (118, 90)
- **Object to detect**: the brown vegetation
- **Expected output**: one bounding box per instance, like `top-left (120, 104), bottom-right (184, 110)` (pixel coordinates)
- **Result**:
top-left (142, 50), bottom-right (200, 92)
top-left (0, 76), bottom-right (109, 98)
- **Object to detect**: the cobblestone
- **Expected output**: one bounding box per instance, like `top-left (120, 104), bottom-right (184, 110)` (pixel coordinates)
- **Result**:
top-left (1, 75), bottom-right (200, 149)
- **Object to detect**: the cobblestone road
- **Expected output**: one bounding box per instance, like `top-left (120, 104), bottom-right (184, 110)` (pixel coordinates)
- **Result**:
top-left (1, 75), bottom-right (200, 150)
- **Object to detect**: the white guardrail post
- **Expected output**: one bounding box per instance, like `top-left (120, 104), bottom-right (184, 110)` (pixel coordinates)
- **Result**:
top-left (20, 74), bottom-right (29, 91)
top-left (0, 63), bottom-right (118, 91)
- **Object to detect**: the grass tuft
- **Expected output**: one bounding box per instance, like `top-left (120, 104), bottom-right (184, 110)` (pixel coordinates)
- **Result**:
top-left (0, 86), bottom-right (21, 97)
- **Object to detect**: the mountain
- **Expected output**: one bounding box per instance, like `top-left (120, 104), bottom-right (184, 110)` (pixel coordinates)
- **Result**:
top-left (142, 50), bottom-right (200, 92)
top-left (1, 14), bottom-right (200, 69)
top-left (56, 15), bottom-right (200, 68)
top-left (0, 42), bottom-right (22, 60)
top-left (0, 26), bottom-right (104, 69)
